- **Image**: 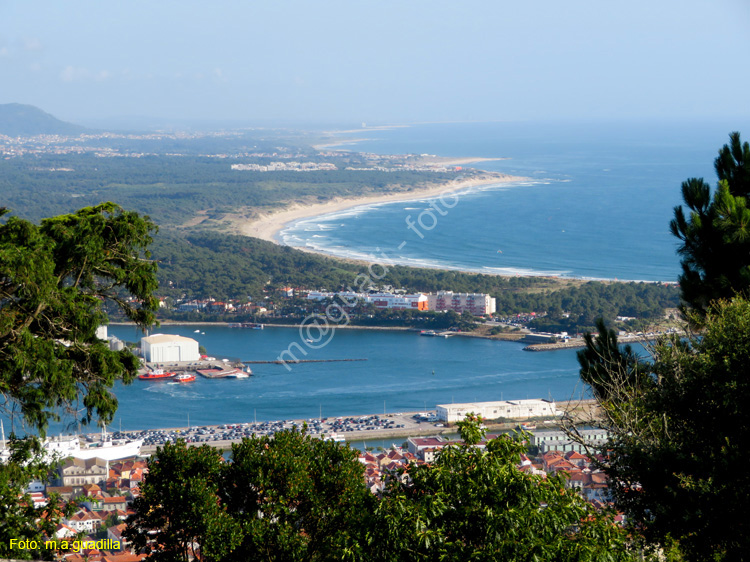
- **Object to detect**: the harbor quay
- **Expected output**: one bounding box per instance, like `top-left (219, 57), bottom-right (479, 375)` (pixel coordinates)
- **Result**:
top-left (99, 399), bottom-right (598, 456)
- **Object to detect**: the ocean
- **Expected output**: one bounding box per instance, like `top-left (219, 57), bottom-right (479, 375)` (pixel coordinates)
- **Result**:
top-left (281, 120), bottom-right (748, 281)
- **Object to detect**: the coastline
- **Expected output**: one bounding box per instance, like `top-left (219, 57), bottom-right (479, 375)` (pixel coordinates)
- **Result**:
top-left (233, 171), bottom-right (528, 244)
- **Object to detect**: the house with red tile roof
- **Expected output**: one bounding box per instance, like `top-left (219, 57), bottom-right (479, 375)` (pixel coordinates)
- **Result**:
top-left (406, 436), bottom-right (448, 460)
top-left (65, 509), bottom-right (103, 533)
top-left (565, 451), bottom-right (591, 468)
top-left (54, 523), bottom-right (78, 539)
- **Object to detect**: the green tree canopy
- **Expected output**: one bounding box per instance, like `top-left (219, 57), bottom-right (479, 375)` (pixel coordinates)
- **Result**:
top-left (368, 422), bottom-right (635, 562)
top-left (125, 441), bottom-right (241, 562)
top-left (0, 202), bottom-right (159, 434)
top-left (128, 422), bottom-right (637, 562)
top-left (223, 429), bottom-right (372, 561)
top-left (127, 431), bottom-right (371, 562)
top-left (578, 298), bottom-right (750, 561)
top-left (671, 132), bottom-right (750, 318)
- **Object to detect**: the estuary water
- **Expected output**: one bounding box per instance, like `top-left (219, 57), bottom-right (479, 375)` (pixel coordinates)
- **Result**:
top-left (98, 324), bottom-right (586, 432)
top-left (281, 120), bottom-right (748, 281)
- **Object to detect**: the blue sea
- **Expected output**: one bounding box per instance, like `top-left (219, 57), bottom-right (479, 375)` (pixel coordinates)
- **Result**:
top-left (282, 120), bottom-right (748, 281)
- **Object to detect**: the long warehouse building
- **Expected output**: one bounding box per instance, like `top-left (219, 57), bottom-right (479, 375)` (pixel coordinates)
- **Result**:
top-left (436, 399), bottom-right (561, 423)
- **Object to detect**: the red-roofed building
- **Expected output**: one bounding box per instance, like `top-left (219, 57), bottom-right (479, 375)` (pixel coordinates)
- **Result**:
top-left (101, 554), bottom-right (148, 562)
top-left (565, 451), bottom-right (591, 468)
top-left (65, 509), bottom-right (103, 533)
top-left (407, 437), bottom-right (448, 461)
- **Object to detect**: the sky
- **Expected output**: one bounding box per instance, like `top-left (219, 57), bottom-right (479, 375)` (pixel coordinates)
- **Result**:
top-left (1, 0), bottom-right (749, 127)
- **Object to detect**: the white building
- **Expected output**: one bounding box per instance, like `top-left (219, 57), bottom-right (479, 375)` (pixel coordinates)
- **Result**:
top-left (436, 399), bottom-right (559, 423)
top-left (365, 293), bottom-right (428, 310)
top-left (141, 334), bottom-right (200, 363)
top-left (427, 291), bottom-right (496, 316)
top-left (530, 429), bottom-right (609, 454)
top-left (306, 291), bottom-right (429, 310)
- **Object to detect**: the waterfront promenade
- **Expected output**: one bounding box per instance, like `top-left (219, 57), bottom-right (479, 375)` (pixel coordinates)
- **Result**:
top-left (114, 399), bottom-right (598, 455)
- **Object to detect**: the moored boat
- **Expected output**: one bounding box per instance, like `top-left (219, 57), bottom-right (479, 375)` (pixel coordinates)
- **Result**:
top-left (138, 369), bottom-right (176, 380)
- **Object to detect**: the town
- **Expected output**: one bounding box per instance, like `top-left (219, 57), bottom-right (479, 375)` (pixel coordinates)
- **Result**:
top-left (2, 397), bottom-right (617, 561)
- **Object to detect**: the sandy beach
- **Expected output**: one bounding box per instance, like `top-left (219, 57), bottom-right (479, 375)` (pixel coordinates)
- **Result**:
top-left (235, 171), bottom-right (527, 244)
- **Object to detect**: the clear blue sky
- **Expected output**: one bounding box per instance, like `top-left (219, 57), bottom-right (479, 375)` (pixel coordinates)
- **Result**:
top-left (1, 0), bottom-right (749, 127)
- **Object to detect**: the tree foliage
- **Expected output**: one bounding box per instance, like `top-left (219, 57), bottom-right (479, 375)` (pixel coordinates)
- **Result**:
top-left (671, 132), bottom-right (750, 318)
top-left (223, 430), bottom-right (372, 561)
top-left (578, 298), bottom-right (750, 561)
top-left (127, 431), bottom-right (371, 562)
top-left (369, 423), bottom-right (635, 562)
top-left (0, 202), bottom-right (159, 433)
top-left (574, 132), bottom-right (750, 561)
top-left (125, 441), bottom-right (241, 562)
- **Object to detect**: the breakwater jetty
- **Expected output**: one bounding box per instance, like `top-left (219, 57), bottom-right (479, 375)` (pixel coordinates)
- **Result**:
top-left (242, 358), bottom-right (367, 364)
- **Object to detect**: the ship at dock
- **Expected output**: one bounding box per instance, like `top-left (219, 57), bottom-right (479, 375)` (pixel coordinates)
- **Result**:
top-left (138, 368), bottom-right (176, 380)
top-left (1, 423), bottom-right (143, 463)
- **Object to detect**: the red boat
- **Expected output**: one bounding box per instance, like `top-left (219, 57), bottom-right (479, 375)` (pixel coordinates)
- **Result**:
top-left (174, 373), bottom-right (196, 383)
top-left (138, 369), bottom-right (176, 380)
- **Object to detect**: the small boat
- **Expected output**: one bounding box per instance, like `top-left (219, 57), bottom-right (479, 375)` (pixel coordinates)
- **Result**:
top-left (227, 372), bottom-right (250, 379)
top-left (174, 373), bottom-right (196, 383)
top-left (520, 423), bottom-right (537, 431)
top-left (194, 329), bottom-right (200, 333)
top-left (138, 369), bottom-right (176, 380)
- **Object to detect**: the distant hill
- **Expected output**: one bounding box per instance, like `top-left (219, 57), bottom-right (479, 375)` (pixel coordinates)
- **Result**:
top-left (0, 103), bottom-right (88, 136)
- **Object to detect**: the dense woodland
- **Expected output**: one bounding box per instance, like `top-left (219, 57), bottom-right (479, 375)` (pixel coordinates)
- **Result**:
top-left (0, 152), bottom-right (457, 226)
